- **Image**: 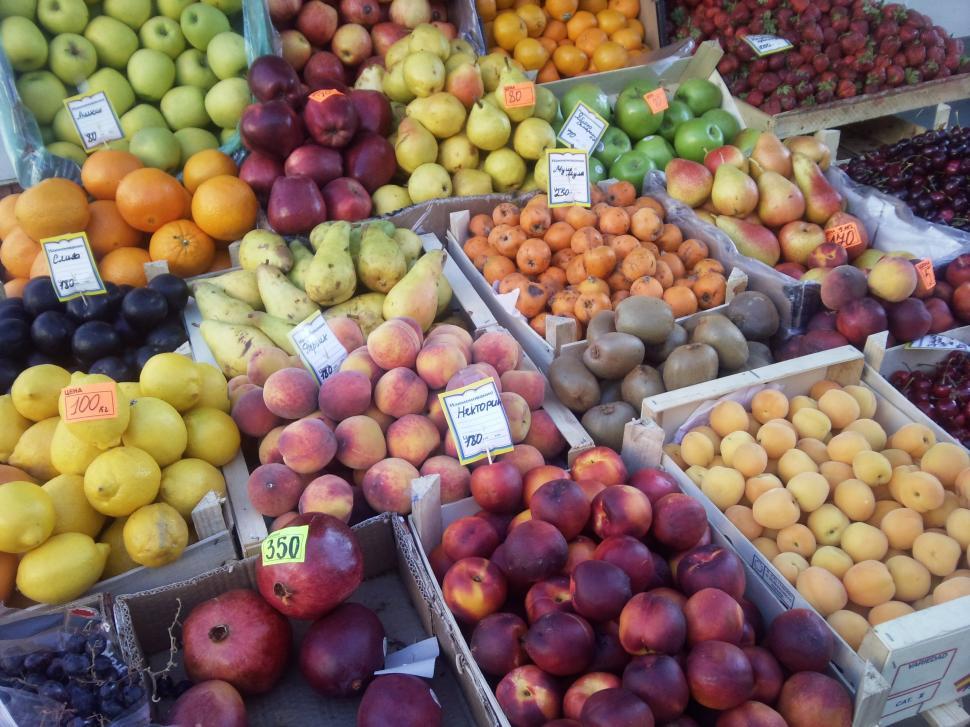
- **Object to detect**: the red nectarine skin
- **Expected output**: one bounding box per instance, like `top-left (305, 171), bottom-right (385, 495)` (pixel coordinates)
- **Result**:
top-left (578, 687), bottom-right (655, 727)
top-left (622, 654), bottom-right (689, 723)
top-left (589, 622), bottom-right (631, 675)
top-left (495, 666), bottom-right (562, 726)
top-left (743, 646), bottom-right (784, 705)
top-left (564, 536), bottom-right (598, 575)
top-left (591, 485), bottom-right (652, 539)
top-left (442, 516), bottom-right (501, 561)
top-left (471, 461), bottom-right (524, 513)
top-left (778, 672), bottom-right (852, 727)
top-left (357, 674), bottom-right (443, 727)
top-left (684, 587), bottom-right (745, 645)
top-left (501, 520), bottom-right (569, 587)
top-left (525, 576), bottom-right (574, 623)
top-left (563, 672), bottom-right (622, 721)
top-left (652, 493), bottom-right (708, 551)
top-left (530, 479), bottom-right (590, 540)
top-left (628, 467), bottom-right (680, 504)
top-left (470, 612), bottom-right (529, 677)
top-left (618, 592), bottom-right (686, 656)
top-left (523, 465), bottom-right (570, 505)
top-left (676, 544), bottom-right (746, 600)
top-left (570, 559), bottom-right (632, 622)
top-left (442, 557), bottom-right (508, 624)
top-left (593, 536), bottom-right (656, 593)
top-left (685, 640), bottom-right (754, 711)
top-left (524, 611), bottom-right (595, 676)
top-left (570, 446), bottom-right (628, 485)
top-left (765, 608), bottom-right (835, 673)
top-left (715, 701), bottom-right (787, 727)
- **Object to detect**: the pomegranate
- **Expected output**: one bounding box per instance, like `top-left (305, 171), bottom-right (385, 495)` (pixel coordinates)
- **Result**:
top-left (166, 680), bottom-right (247, 726)
top-left (299, 603), bottom-right (385, 696)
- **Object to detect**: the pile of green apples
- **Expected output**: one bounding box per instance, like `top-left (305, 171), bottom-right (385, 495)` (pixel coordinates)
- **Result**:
top-left (1, 0), bottom-right (249, 172)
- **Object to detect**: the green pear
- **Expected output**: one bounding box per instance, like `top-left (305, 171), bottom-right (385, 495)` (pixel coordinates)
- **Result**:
top-left (444, 51), bottom-right (476, 74)
top-left (477, 52), bottom-right (508, 92)
top-left (383, 249), bottom-right (446, 331)
top-left (450, 38), bottom-right (475, 56)
top-left (402, 50), bottom-right (445, 97)
top-left (357, 224), bottom-right (407, 293)
top-left (408, 23), bottom-right (449, 60)
top-left (199, 320), bottom-right (274, 377)
top-left (465, 100), bottom-right (510, 151)
top-left (382, 61), bottom-right (415, 104)
top-left (392, 229), bottom-right (423, 267)
top-left (512, 117), bottom-right (555, 161)
top-left (384, 36), bottom-right (410, 67)
top-left (453, 168), bottom-right (493, 196)
top-left (246, 311), bottom-right (296, 355)
top-left (533, 85), bottom-right (558, 123)
top-left (308, 221), bottom-right (333, 251)
top-left (437, 133), bottom-right (479, 173)
top-left (394, 117), bottom-right (438, 173)
top-left (483, 148), bottom-right (526, 192)
top-left (238, 229), bottom-right (293, 272)
top-left (493, 61), bottom-right (534, 123)
top-left (407, 162), bottom-right (452, 203)
top-left (256, 264), bottom-right (319, 323)
top-left (406, 92), bottom-right (466, 139)
top-left (305, 221), bottom-right (357, 306)
top-left (203, 268), bottom-right (263, 309)
top-left (373, 185), bottom-right (412, 215)
top-left (324, 293), bottom-right (385, 337)
top-left (193, 281), bottom-right (254, 324)
top-left (287, 239), bottom-right (313, 291)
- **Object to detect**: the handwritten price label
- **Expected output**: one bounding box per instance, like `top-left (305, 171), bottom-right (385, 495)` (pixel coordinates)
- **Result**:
top-left (42, 232), bottom-right (107, 302)
top-left (289, 310), bottom-right (348, 384)
top-left (439, 377), bottom-right (514, 465)
top-left (643, 88), bottom-right (669, 114)
top-left (546, 149), bottom-right (591, 208)
top-left (63, 91), bottom-right (124, 151)
top-left (824, 222), bottom-right (865, 253)
top-left (62, 383), bottom-right (117, 423)
top-left (906, 334), bottom-right (970, 353)
top-left (915, 259), bottom-right (936, 290)
top-left (309, 88), bottom-right (343, 103)
top-left (503, 82), bottom-right (535, 109)
top-left (557, 101), bottom-right (608, 154)
top-left (261, 525), bottom-right (309, 565)
top-left (742, 34), bottom-right (794, 56)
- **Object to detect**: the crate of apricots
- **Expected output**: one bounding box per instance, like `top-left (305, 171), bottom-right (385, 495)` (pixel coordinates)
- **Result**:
top-left (479, 0), bottom-right (652, 80)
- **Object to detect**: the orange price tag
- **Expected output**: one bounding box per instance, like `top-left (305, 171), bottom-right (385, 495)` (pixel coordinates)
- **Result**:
top-left (824, 222), bottom-right (864, 252)
top-left (309, 88), bottom-right (343, 103)
top-left (503, 82), bottom-right (535, 109)
top-left (643, 88), bottom-right (669, 114)
top-left (915, 258), bottom-right (936, 290)
top-left (61, 383), bottom-right (117, 423)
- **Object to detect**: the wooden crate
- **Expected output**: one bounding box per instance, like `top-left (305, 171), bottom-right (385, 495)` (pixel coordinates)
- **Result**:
top-left (633, 345), bottom-right (970, 725)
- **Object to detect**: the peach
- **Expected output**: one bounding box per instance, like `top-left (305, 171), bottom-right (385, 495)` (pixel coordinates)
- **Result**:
top-left (563, 673), bottom-right (622, 721)
top-left (414, 342), bottom-right (467, 390)
top-left (796, 566), bottom-right (847, 616)
top-left (247, 463), bottom-right (305, 517)
top-left (442, 430), bottom-right (459, 459)
top-left (367, 319), bottom-right (422, 369)
top-left (570, 446), bottom-right (628, 486)
top-left (495, 666), bottom-right (561, 726)
top-left (618, 591), bottom-right (686, 656)
top-left (686, 640), bottom-right (753, 710)
top-left (334, 415), bottom-right (387, 470)
top-left (231, 386), bottom-right (282, 437)
top-left (524, 410), bottom-right (567, 458)
top-left (227, 374), bottom-right (252, 394)
top-left (777, 672), bottom-right (852, 727)
top-left (843, 560), bottom-right (895, 607)
top-left (326, 315), bottom-right (364, 352)
top-left (912, 531), bottom-right (962, 576)
top-left (591, 485), bottom-right (652, 540)
top-left (472, 330), bottom-right (521, 375)
top-left (447, 362), bottom-right (501, 391)
top-left (340, 346), bottom-right (384, 384)
top-left (229, 382), bottom-right (258, 409)
top-left (500, 391), bottom-right (532, 443)
top-left (826, 610), bottom-right (871, 650)
top-left (524, 576), bottom-right (573, 623)
top-left (385, 414), bottom-right (440, 468)
top-left (298, 474), bottom-right (354, 522)
top-left (317, 370), bottom-right (372, 422)
top-left (261, 367), bottom-right (319, 420)
top-left (419, 455), bottom-right (470, 503)
top-left (258, 425), bottom-right (285, 465)
top-left (374, 368), bottom-right (429, 418)
top-left (361, 457), bottom-right (420, 514)
top-left (470, 612), bottom-right (529, 677)
top-left (442, 516), bottom-right (500, 561)
top-left (744, 646), bottom-right (784, 705)
top-left (246, 347), bottom-right (292, 386)
top-left (427, 323), bottom-right (473, 350)
top-left (717, 701), bottom-right (787, 727)
top-left (270, 511), bottom-right (300, 531)
top-left (498, 444), bottom-right (545, 476)
top-left (278, 418), bottom-right (337, 474)
top-left (500, 370), bottom-right (545, 410)
top-left (502, 520), bottom-right (569, 588)
top-left (442, 556), bottom-right (508, 624)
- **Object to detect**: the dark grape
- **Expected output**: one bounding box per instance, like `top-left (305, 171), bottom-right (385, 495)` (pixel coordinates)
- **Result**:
top-left (1, 654), bottom-right (24, 673)
top-left (24, 652), bottom-right (52, 673)
top-left (122, 684), bottom-right (145, 707)
top-left (92, 655), bottom-right (114, 678)
top-left (61, 654), bottom-right (89, 676)
top-left (39, 681), bottom-right (69, 702)
top-left (100, 699), bottom-right (125, 719)
top-left (65, 634), bottom-right (87, 654)
top-left (46, 658), bottom-right (66, 681)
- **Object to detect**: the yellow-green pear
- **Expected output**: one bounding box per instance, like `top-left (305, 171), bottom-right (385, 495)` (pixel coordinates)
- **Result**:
top-left (199, 321), bottom-right (275, 378)
top-left (520, 173), bottom-right (540, 193)
top-left (513, 117), bottom-right (556, 160)
top-left (383, 250), bottom-right (446, 331)
top-left (450, 38), bottom-right (476, 56)
top-left (373, 184), bottom-right (412, 215)
top-left (382, 61), bottom-right (415, 104)
top-left (305, 221), bottom-right (357, 306)
top-left (494, 60), bottom-right (534, 122)
top-left (438, 133), bottom-right (479, 173)
top-left (403, 50), bottom-right (445, 97)
top-left (445, 52), bottom-right (476, 74)
top-left (256, 265), bottom-right (319, 323)
top-left (477, 52), bottom-right (508, 92)
top-left (483, 148), bottom-right (526, 192)
top-left (533, 85), bottom-right (558, 123)
top-left (238, 229), bottom-right (293, 272)
top-left (354, 64), bottom-right (385, 92)
top-left (203, 269), bottom-right (263, 310)
top-left (385, 36), bottom-right (410, 67)
top-left (392, 229), bottom-right (423, 267)
top-left (287, 239), bottom-right (313, 291)
top-left (245, 311), bottom-right (296, 355)
top-left (394, 117), bottom-right (437, 173)
top-left (407, 162), bottom-right (452, 203)
top-left (406, 92), bottom-right (466, 138)
top-left (193, 282), bottom-right (254, 325)
top-left (324, 293), bottom-right (386, 337)
top-left (534, 150), bottom-right (550, 188)
top-left (356, 224), bottom-right (407, 293)
top-left (466, 100), bottom-right (510, 151)
top-left (408, 23), bottom-right (449, 60)
top-left (453, 168), bottom-right (493, 196)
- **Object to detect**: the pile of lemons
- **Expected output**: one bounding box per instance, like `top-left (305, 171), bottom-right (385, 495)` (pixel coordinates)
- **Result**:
top-left (0, 353), bottom-right (241, 605)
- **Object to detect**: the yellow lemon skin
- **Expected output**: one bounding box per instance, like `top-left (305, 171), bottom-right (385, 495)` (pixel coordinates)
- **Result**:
top-left (9, 417), bottom-right (59, 481)
top-left (159, 458), bottom-right (227, 518)
top-left (123, 503), bottom-right (188, 568)
top-left (182, 408), bottom-right (241, 467)
top-left (118, 382), bottom-right (142, 401)
top-left (11, 364), bottom-right (71, 421)
top-left (99, 517), bottom-right (140, 579)
top-left (121, 397), bottom-right (188, 467)
top-left (84, 446), bottom-right (161, 517)
top-left (0, 481), bottom-right (56, 553)
top-left (50, 419), bottom-right (101, 475)
top-left (16, 533), bottom-right (109, 604)
top-left (191, 362), bottom-right (231, 413)
top-left (140, 353), bottom-right (201, 412)
top-left (42, 474), bottom-right (107, 537)
top-left (0, 394), bottom-right (31, 462)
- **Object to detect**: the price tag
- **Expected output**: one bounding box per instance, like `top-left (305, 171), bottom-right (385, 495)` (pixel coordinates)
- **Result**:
top-left (742, 34), bottom-right (794, 56)
top-left (915, 259), bottom-right (936, 290)
top-left (438, 377), bottom-right (514, 465)
top-left (260, 525), bottom-right (309, 565)
top-left (61, 383), bottom-right (117, 423)
top-left (824, 222), bottom-right (865, 253)
top-left (905, 334), bottom-right (970, 352)
top-left (63, 91), bottom-right (124, 151)
top-left (289, 310), bottom-right (348, 383)
top-left (643, 88), bottom-right (669, 114)
top-left (503, 81), bottom-right (535, 109)
top-left (42, 232), bottom-right (107, 301)
top-left (557, 101), bottom-right (608, 154)
top-left (546, 149), bottom-right (591, 208)
top-left (309, 88), bottom-right (342, 103)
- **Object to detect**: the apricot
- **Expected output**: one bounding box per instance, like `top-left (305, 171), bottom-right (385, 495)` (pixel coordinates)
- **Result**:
top-left (826, 431), bottom-right (870, 464)
top-left (797, 438), bottom-right (829, 465)
top-left (934, 576), bottom-right (970, 604)
top-left (912, 532), bottom-right (962, 576)
top-left (720, 431), bottom-right (754, 467)
top-left (788, 395), bottom-right (818, 414)
top-left (700, 466), bottom-right (745, 509)
top-left (833, 479), bottom-right (875, 521)
top-left (852, 451), bottom-right (892, 487)
top-left (746, 473), bottom-right (782, 503)
top-left (924, 442), bottom-right (970, 489)
top-left (753, 537), bottom-right (780, 561)
top-left (807, 504), bottom-right (849, 546)
top-left (882, 448), bottom-right (913, 468)
top-left (810, 546), bottom-right (853, 579)
top-left (843, 560), bottom-right (895, 607)
top-left (733, 443), bottom-right (768, 478)
top-left (777, 523), bottom-right (817, 558)
top-left (786, 472), bottom-right (829, 512)
top-left (819, 461), bottom-right (853, 489)
top-left (777, 449), bottom-right (818, 483)
top-left (725, 505), bottom-right (763, 540)
top-left (751, 389), bottom-right (789, 424)
top-left (752, 488), bottom-right (800, 529)
top-left (946, 508), bottom-right (970, 549)
top-left (796, 566), bottom-right (847, 616)
top-left (889, 423), bottom-right (936, 458)
top-left (773, 552), bottom-right (809, 585)
top-left (809, 379), bottom-right (840, 400)
top-left (791, 408), bottom-right (831, 441)
top-left (827, 610), bottom-right (870, 650)
top-left (885, 555), bottom-right (931, 602)
top-left (844, 419), bottom-right (887, 450)
top-left (756, 421), bottom-right (797, 459)
top-left (817, 389), bottom-right (860, 429)
top-left (868, 601), bottom-right (914, 626)
top-left (691, 425), bottom-right (721, 450)
top-left (867, 500), bottom-right (903, 528)
top-left (681, 431), bottom-right (715, 467)
top-left (896, 470), bottom-right (945, 513)
top-left (843, 385), bottom-right (877, 419)
top-left (840, 522), bottom-right (888, 562)
top-left (709, 400), bottom-right (749, 437)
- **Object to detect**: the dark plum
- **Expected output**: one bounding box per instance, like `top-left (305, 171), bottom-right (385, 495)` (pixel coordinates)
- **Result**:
top-left (121, 288), bottom-right (168, 330)
top-left (72, 321), bottom-right (122, 362)
top-left (30, 310), bottom-right (77, 355)
top-left (147, 273), bottom-right (189, 312)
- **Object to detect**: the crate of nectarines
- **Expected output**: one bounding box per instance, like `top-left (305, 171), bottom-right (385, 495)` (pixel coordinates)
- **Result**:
top-left (637, 345), bottom-right (970, 724)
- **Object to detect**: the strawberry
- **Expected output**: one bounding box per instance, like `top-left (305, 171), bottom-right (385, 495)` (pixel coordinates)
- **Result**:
top-left (822, 26), bottom-right (838, 45)
top-left (789, 0), bottom-right (811, 11)
top-left (801, 24), bottom-right (824, 44)
top-left (768, 53), bottom-right (786, 71)
top-left (865, 67), bottom-right (886, 86)
top-left (863, 81), bottom-right (883, 95)
top-left (899, 24), bottom-right (918, 43)
top-left (745, 89), bottom-right (765, 107)
top-left (886, 65), bottom-right (905, 86)
top-left (849, 19), bottom-right (869, 35)
top-left (905, 44), bottom-right (927, 66)
top-left (904, 68), bottom-right (922, 84)
top-left (830, 7), bottom-right (850, 32)
top-left (718, 55), bottom-right (740, 75)
top-left (762, 98), bottom-right (782, 115)
top-left (879, 37), bottom-right (901, 58)
top-left (776, 85), bottom-right (797, 111)
top-left (840, 31), bottom-right (866, 54)
top-left (795, 79), bottom-right (815, 99)
top-left (757, 72), bottom-right (781, 93)
top-left (927, 46), bottom-right (945, 64)
top-left (813, 55), bottom-right (831, 73)
top-left (944, 53), bottom-right (962, 71)
top-left (836, 79), bottom-right (857, 98)
top-left (816, 79), bottom-right (835, 103)
top-left (751, 58), bottom-right (769, 73)
top-left (873, 20), bottom-right (898, 42)
top-left (921, 61), bottom-right (939, 80)
top-left (856, 50), bottom-right (875, 73)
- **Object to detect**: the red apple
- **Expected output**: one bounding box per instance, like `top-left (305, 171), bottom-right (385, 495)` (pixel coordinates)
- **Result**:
top-left (322, 177), bottom-right (373, 221)
top-left (677, 544), bottom-right (746, 600)
top-left (525, 575), bottom-right (573, 623)
top-left (622, 654), bottom-right (689, 723)
top-left (686, 640), bottom-right (753, 710)
top-left (593, 535), bottom-right (654, 592)
top-left (268, 175), bottom-right (327, 235)
top-left (778, 221), bottom-right (826, 266)
top-left (247, 55), bottom-right (301, 103)
top-left (569, 559), bottom-right (631, 622)
top-left (524, 611), bottom-right (595, 676)
top-left (343, 132), bottom-right (396, 193)
top-left (332, 23), bottom-right (372, 66)
top-left (618, 592), bottom-right (686, 656)
top-left (299, 603), bottom-right (384, 697)
top-left (470, 612), bottom-right (529, 677)
top-left (496, 666), bottom-right (562, 725)
top-left (304, 51), bottom-right (348, 87)
top-left (239, 150), bottom-right (283, 203)
top-left (285, 144), bottom-right (343, 188)
top-left (371, 22), bottom-right (410, 56)
top-left (470, 461), bottom-right (523, 513)
top-left (303, 91), bottom-right (358, 148)
top-left (241, 100), bottom-right (304, 158)
top-left (704, 145), bottom-right (748, 175)
top-left (651, 493), bottom-right (707, 551)
top-left (280, 30), bottom-right (311, 72)
top-left (268, 0), bottom-right (302, 25)
top-left (341, 0), bottom-right (381, 25)
top-left (442, 556), bottom-right (508, 623)
top-left (627, 468), bottom-right (679, 504)
top-left (297, 0), bottom-right (338, 45)
top-left (590, 485), bottom-right (652, 539)
top-left (570, 446), bottom-right (628, 485)
top-left (349, 88), bottom-right (393, 136)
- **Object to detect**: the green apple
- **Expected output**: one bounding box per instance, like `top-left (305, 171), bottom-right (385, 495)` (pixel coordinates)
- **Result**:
top-left (36, 0), bottom-right (87, 33)
top-left (175, 48), bottom-right (218, 89)
top-left (129, 126), bottom-right (181, 171)
top-left (204, 76), bottom-right (249, 129)
top-left (120, 103), bottom-right (169, 137)
top-left (634, 134), bottom-right (675, 170)
top-left (615, 80), bottom-right (665, 142)
top-left (181, 3), bottom-right (230, 51)
top-left (103, 0), bottom-right (151, 29)
top-left (127, 49), bottom-right (177, 102)
top-left (588, 156), bottom-right (607, 185)
top-left (52, 106), bottom-right (81, 143)
top-left (702, 108), bottom-right (741, 150)
top-left (160, 85), bottom-right (210, 129)
top-left (16, 70), bottom-right (67, 124)
top-left (673, 117), bottom-right (724, 162)
top-left (201, 0), bottom-right (241, 13)
top-left (206, 31), bottom-right (246, 79)
top-left (157, 0), bottom-right (193, 19)
top-left (174, 127), bottom-right (218, 160)
top-left (0, 0), bottom-right (36, 19)
top-left (609, 149), bottom-right (655, 190)
top-left (1, 16), bottom-right (47, 71)
top-left (84, 16), bottom-right (139, 70)
top-left (659, 99), bottom-right (693, 142)
top-left (48, 33), bottom-right (97, 85)
top-left (674, 78), bottom-right (723, 116)
top-left (85, 67), bottom-right (135, 115)
top-left (560, 81), bottom-right (611, 123)
top-left (593, 126), bottom-right (631, 167)
top-left (47, 140), bottom-right (86, 165)
top-left (140, 16), bottom-right (186, 59)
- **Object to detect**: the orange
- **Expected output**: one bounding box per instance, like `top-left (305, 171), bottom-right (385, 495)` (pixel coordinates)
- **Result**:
top-left (85, 199), bottom-right (144, 258)
top-left (552, 44), bottom-right (588, 76)
top-left (593, 40), bottom-right (629, 70)
top-left (546, 0), bottom-right (578, 20)
top-left (579, 0), bottom-right (607, 12)
top-left (15, 178), bottom-right (90, 241)
top-left (496, 0), bottom-right (514, 9)
top-left (191, 175), bottom-right (258, 242)
top-left (477, 0), bottom-right (497, 21)
top-left (611, 27), bottom-right (643, 50)
top-left (1, 226), bottom-right (39, 278)
top-left (576, 27), bottom-right (608, 56)
top-left (29, 250), bottom-right (49, 278)
top-left (608, 0), bottom-right (638, 18)
top-left (596, 8), bottom-right (627, 34)
top-left (514, 0), bottom-right (538, 6)
top-left (538, 36), bottom-right (557, 54)
top-left (566, 11), bottom-right (597, 40)
top-left (81, 149), bottom-right (143, 201)
top-left (0, 194), bottom-right (20, 238)
top-left (542, 18), bottom-right (567, 40)
top-left (149, 219), bottom-right (215, 277)
top-left (493, 10), bottom-right (528, 50)
top-left (3, 278), bottom-right (28, 297)
top-left (208, 248), bottom-right (232, 272)
top-left (627, 18), bottom-right (645, 37)
top-left (116, 168), bottom-right (189, 233)
top-left (99, 247), bottom-right (150, 287)
top-left (513, 37), bottom-right (550, 70)
top-left (516, 3), bottom-right (547, 36)
top-left (536, 59), bottom-right (561, 82)
top-left (182, 149), bottom-right (238, 194)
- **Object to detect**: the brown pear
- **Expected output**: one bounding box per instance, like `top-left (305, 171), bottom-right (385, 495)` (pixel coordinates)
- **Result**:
top-left (792, 152), bottom-right (844, 225)
top-left (711, 164), bottom-right (758, 216)
top-left (784, 136), bottom-right (832, 171)
top-left (750, 132), bottom-right (792, 179)
top-left (757, 171), bottom-right (805, 227)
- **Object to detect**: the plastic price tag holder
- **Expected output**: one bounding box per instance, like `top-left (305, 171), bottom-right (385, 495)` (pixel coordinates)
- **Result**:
top-left (64, 91), bottom-right (124, 151)
top-left (260, 525), bottom-right (309, 565)
top-left (557, 101), bottom-right (608, 154)
top-left (289, 310), bottom-right (349, 384)
top-left (62, 383), bottom-right (117, 424)
top-left (42, 232), bottom-right (107, 302)
top-left (438, 377), bottom-right (514, 465)
top-left (546, 149), bottom-right (591, 208)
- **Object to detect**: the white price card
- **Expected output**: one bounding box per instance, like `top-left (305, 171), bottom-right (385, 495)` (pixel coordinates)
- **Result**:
top-left (743, 34), bottom-right (794, 56)
top-left (905, 334), bottom-right (970, 353)
top-left (547, 149), bottom-right (591, 208)
top-left (557, 101), bottom-right (608, 153)
top-left (289, 310), bottom-right (348, 383)
top-left (439, 376), bottom-right (514, 465)
top-left (41, 232), bottom-right (107, 301)
top-left (63, 91), bottom-right (124, 151)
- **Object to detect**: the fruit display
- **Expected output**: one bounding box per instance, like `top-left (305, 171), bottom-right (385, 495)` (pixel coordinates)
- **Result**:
top-left (0, 354), bottom-right (239, 605)
top-left (666, 0), bottom-right (970, 114)
top-left (665, 383), bottom-right (970, 647)
top-left (0, 274), bottom-right (189, 393)
top-left (844, 126), bottom-right (970, 230)
top-left (889, 350), bottom-right (970, 450)
top-left (426, 446), bottom-right (856, 726)
top-left (481, 0), bottom-right (650, 80)
top-left (1, 0), bottom-right (254, 172)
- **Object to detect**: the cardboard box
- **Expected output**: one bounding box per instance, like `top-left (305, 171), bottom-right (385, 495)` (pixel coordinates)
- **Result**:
top-left (112, 513), bottom-right (485, 726)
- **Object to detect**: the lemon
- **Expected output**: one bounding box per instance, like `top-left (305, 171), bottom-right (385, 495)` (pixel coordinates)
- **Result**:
top-left (118, 382), bottom-right (142, 401)
top-left (0, 481), bottom-right (55, 553)
top-left (8, 417), bottom-right (59, 481)
top-left (58, 373), bottom-right (131, 450)
top-left (123, 503), bottom-right (188, 568)
top-left (140, 353), bottom-right (201, 412)
top-left (159, 458), bottom-right (227, 518)
top-left (49, 419), bottom-right (101, 475)
top-left (99, 518), bottom-right (139, 578)
top-left (183, 408), bottom-right (241, 466)
top-left (84, 446), bottom-right (161, 517)
top-left (0, 394), bottom-right (31, 462)
top-left (122, 397), bottom-right (187, 467)
top-left (11, 364), bottom-right (71, 421)
top-left (191, 362), bottom-right (231, 413)
top-left (16, 533), bottom-right (109, 604)
top-left (42, 474), bottom-right (106, 537)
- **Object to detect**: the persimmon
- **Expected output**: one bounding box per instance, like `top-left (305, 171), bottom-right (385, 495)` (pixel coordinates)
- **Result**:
top-left (657, 223), bottom-right (684, 251)
top-left (630, 275), bottom-right (664, 298)
top-left (693, 258), bottom-right (725, 276)
top-left (565, 254), bottom-right (588, 285)
top-left (550, 287), bottom-right (580, 315)
top-left (620, 246), bottom-right (657, 281)
top-left (583, 245), bottom-right (617, 278)
top-left (590, 185), bottom-right (606, 205)
top-left (565, 206), bottom-right (597, 229)
top-left (609, 234), bottom-right (639, 260)
top-left (493, 201), bottom-right (520, 226)
top-left (469, 213), bottom-right (494, 237)
top-left (635, 196), bottom-right (665, 216)
top-left (659, 251), bottom-right (686, 279)
top-left (641, 241), bottom-right (660, 256)
top-left (544, 220), bottom-right (575, 251)
top-left (520, 203), bottom-right (551, 236)
top-left (577, 275), bottom-right (610, 296)
top-left (517, 238), bottom-right (552, 274)
top-left (612, 290), bottom-right (630, 306)
top-left (654, 260), bottom-right (674, 289)
top-left (530, 312), bottom-right (548, 336)
top-left (538, 266), bottom-right (566, 294)
top-left (551, 205), bottom-right (570, 222)
top-left (464, 236), bottom-right (498, 269)
top-left (516, 282), bottom-right (549, 317)
top-left (484, 255), bottom-right (516, 283)
top-left (574, 291), bottom-right (612, 322)
top-left (598, 207), bottom-right (630, 235)
top-left (630, 207), bottom-right (663, 241)
top-left (570, 226), bottom-right (602, 254)
top-left (527, 193), bottom-right (548, 207)
top-left (494, 226), bottom-right (527, 257)
top-left (664, 285), bottom-right (699, 317)
top-left (695, 271), bottom-right (727, 309)
top-left (673, 275), bottom-right (698, 289)
top-left (608, 270), bottom-right (631, 292)
top-left (678, 238), bottom-right (709, 269)
top-left (488, 223), bottom-right (512, 247)
top-left (606, 181), bottom-right (636, 207)
top-left (552, 248), bottom-right (576, 268)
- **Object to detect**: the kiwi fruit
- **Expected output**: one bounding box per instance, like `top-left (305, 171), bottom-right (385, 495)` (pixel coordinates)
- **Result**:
top-left (582, 332), bottom-right (645, 379)
top-left (549, 354), bottom-right (601, 413)
top-left (621, 364), bottom-right (665, 409)
top-left (586, 310), bottom-right (616, 342)
top-left (746, 341), bottom-right (774, 369)
top-left (582, 401), bottom-right (637, 451)
top-left (615, 296), bottom-right (674, 344)
top-left (690, 314), bottom-right (749, 371)
top-left (600, 380), bottom-right (622, 404)
top-left (662, 343), bottom-right (719, 390)
top-left (642, 323), bottom-right (688, 365)
top-left (726, 291), bottom-right (780, 340)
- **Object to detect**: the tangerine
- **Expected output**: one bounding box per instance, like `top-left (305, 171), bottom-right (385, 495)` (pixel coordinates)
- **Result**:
top-left (514, 37), bottom-right (550, 70)
top-left (86, 200), bottom-right (144, 258)
top-left (536, 60), bottom-right (560, 82)
top-left (190, 175), bottom-right (258, 242)
top-left (182, 149), bottom-right (238, 194)
top-left (542, 18), bottom-right (567, 40)
top-left (608, 0), bottom-right (638, 18)
top-left (592, 40), bottom-right (629, 70)
top-left (0, 227), bottom-right (39, 278)
top-left (516, 3), bottom-right (547, 36)
top-left (15, 178), bottom-right (90, 241)
top-left (552, 44), bottom-right (588, 76)
top-left (494, 10), bottom-right (528, 50)
top-left (611, 27), bottom-right (643, 50)
top-left (477, 0), bottom-right (497, 21)
top-left (546, 0), bottom-right (578, 21)
top-left (116, 168), bottom-right (188, 233)
top-left (149, 219), bottom-right (216, 277)
top-left (576, 27), bottom-right (608, 56)
top-left (566, 11), bottom-right (597, 40)
top-left (98, 247), bottom-right (150, 287)
top-left (0, 194), bottom-right (20, 238)
top-left (81, 150), bottom-right (143, 201)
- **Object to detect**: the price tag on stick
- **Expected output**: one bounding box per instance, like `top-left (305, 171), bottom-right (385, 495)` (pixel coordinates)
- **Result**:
top-left (546, 149), bottom-right (591, 208)
top-left (438, 377), bottom-right (514, 465)
top-left (289, 311), bottom-right (349, 384)
top-left (62, 383), bottom-right (117, 423)
top-left (557, 101), bottom-right (608, 153)
top-left (42, 232), bottom-right (107, 302)
top-left (503, 82), bottom-right (535, 109)
top-left (63, 91), bottom-right (124, 151)
top-left (261, 525), bottom-right (309, 565)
